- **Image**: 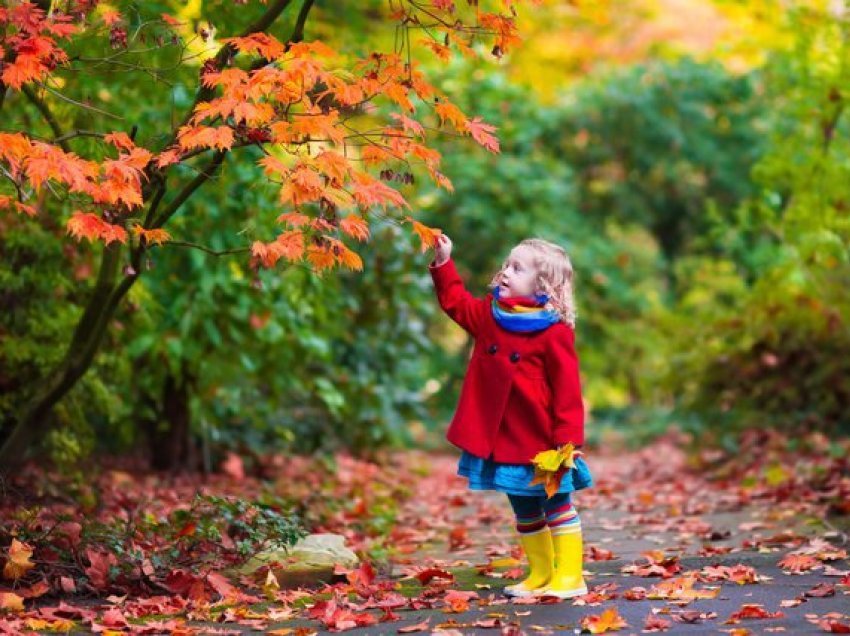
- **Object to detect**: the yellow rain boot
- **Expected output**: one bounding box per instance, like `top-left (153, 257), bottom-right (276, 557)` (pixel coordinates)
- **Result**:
top-left (535, 525), bottom-right (588, 599)
top-left (503, 527), bottom-right (554, 597)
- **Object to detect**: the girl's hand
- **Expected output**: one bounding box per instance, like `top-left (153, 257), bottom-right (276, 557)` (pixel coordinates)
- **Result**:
top-left (433, 233), bottom-right (452, 266)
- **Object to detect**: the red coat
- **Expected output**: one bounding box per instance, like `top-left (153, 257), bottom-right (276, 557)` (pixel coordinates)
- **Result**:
top-left (429, 257), bottom-right (585, 464)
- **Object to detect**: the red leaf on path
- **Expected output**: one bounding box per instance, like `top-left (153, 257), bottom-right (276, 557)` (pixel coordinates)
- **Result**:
top-left (804, 583), bottom-right (836, 598)
top-left (16, 579), bottom-right (50, 598)
top-left (643, 613), bottom-right (671, 632)
top-left (448, 525), bottom-right (470, 550)
top-left (84, 547), bottom-right (118, 590)
top-left (306, 596), bottom-right (379, 631)
top-left (413, 567), bottom-right (454, 585)
top-left (163, 568), bottom-right (209, 602)
top-left (443, 588), bottom-right (478, 613)
top-left (818, 619), bottom-right (850, 634)
top-left (397, 618), bottom-right (431, 633)
top-left (207, 571), bottom-right (238, 601)
top-left (671, 610), bottom-right (716, 624)
top-left (724, 603), bottom-right (784, 623)
top-left (778, 553), bottom-right (821, 573)
top-left (336, 560), bottom-right (377, 595)
top-left (37, 600), bottom-right (97, 621)
top-left (99, 607), bottom-right (129, 628)
top-left (374, 591), bottom-right (407, 609)
top-left (622, 551), bottom-right (681, 578)
top-left (589, 545), bottom-right (617, 561)
top-left (624, 586), bottom-right (647, 600)
top-left (474, 617), bottom-right (504, 627)
top-left (699, 564), bottom-right (759, 584)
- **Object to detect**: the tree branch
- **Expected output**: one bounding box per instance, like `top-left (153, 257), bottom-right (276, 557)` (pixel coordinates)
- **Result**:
top-left (152, 151), bottom-right (228, 228)
top-left (291, 0), bottom-right (316, 44)
top-left (22, 85), bottom-right (72, 153)
top-left (162, 241), bottom-right (252, 256)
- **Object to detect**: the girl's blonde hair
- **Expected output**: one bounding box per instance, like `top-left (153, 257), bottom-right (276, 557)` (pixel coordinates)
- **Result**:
top-left (488, 238), bottom-right (578, 328)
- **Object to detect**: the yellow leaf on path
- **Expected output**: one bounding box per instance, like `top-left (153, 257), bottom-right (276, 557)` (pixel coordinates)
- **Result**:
top-left (3, 539), bottom-right (35, 580)
top-left (580, 607), bottom-right (628, 633)
top-left (0, 591), bottom-right (24, 613)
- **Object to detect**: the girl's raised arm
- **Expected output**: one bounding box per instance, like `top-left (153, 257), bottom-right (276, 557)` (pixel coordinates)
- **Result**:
top-left (428, 256), bottom-right (488, 338)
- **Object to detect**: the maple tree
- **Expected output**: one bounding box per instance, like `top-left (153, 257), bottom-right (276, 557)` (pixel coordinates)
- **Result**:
top-left (0, 0), bottom-right (535, 469)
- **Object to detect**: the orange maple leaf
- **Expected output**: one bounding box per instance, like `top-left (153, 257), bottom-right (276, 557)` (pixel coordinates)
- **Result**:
top-left (350, 172), bottom-right (407, 209)
top-left (276, 211), bottom-right (311, 228)
top-left (103, 132), bottom-right (136, 152)
top-left (580, 607), bottom-right (628, 633)
top-left (279, 164), bottom-right (324, 206)
top-left (288, 40), bottom-right (337, 58)
top-left (325, 237), bottom-right (363, 271)
top-left (306, 243), bottom-right (338, 273)
top-left (177, 125), bottom-right (234, 151)
top-left (155, 148), bottom-right (181, 168)
top-left (130, 224), bottom-right (171, 246)
top-left (408, 218), bottom-right (442, 253)
top-left (339, 214), bottom-right (370, 242)
top-left (1, 53), bottom-right (48, 90)
top-left (251, 230), bottom-right (305, 268)
top-left (0, 195), bottom-right (36, 217)
top-left (314, 150), bottom-right (351, 185)
top-left (466, 116), bottom-right (500, 154)
top-left (390, 112), bottom-right (426, 138)
top-left (421, 39), bottom-right (452, 61)
top-left (25, 141), bottom-right (99, 193)
top-left (0, 132), bottom-right (34, 167)
top-left (67, 211), bottom-right (127, 245)
top-left (221, 32), bottom-right (286, 60)
top-left (161, 13), bottom-right (184, 27)
top-left (435, 100), bottom-right (468, 131)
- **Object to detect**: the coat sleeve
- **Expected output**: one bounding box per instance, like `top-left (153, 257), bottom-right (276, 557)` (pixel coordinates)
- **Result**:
top-left (544, 324), bottom-right (585, 447)
top-left (428, 256), bottom-right (487, 337)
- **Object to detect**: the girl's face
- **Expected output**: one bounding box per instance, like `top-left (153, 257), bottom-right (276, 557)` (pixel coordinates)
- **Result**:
top-left (498, 247), bottom-right (539, 299)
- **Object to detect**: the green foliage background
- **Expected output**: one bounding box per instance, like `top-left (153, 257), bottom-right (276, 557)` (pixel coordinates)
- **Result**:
top-left (2, 1), bottom-right (848, 469)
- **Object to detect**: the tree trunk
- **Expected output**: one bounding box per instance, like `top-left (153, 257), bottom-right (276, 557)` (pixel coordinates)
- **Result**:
top-left (0, 242), bottom-right (136, 473)
top-left (146, 366), bottom-right (197, 472)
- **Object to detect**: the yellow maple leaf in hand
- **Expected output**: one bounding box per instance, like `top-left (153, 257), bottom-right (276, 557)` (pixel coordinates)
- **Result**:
top-left (528, 443), bottom-right (578, 499)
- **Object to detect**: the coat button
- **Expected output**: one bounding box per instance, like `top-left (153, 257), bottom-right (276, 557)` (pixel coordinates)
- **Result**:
top-left (488, 344), bottom-right (498, 354)
top-left (510, 352), bottom-right (520, 363)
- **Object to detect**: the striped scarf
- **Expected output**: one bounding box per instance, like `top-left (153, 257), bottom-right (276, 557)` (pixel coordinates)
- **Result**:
top-left (491, 286), bottom-right (561, 332)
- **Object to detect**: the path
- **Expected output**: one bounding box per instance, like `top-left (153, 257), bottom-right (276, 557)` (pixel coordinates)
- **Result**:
top-left (274, 433), bottom-right (850, 635)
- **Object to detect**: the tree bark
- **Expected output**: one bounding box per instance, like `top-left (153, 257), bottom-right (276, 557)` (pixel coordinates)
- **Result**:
top-left (146, 366), bottom-right (196, 472)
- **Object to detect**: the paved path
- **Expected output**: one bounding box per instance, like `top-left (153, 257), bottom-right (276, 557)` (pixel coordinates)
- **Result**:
top-left (272, 438), bottom-right (849, 635)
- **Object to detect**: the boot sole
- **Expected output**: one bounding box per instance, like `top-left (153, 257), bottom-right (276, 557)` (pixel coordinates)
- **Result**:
top-left (502, 584), bottom-right (549, 598)
top-left (535, 585), bottom-right (588, 599)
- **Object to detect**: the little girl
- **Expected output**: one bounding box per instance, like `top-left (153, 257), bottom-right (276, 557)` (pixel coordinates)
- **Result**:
top-left (428, 233), bottom-right (593, 599)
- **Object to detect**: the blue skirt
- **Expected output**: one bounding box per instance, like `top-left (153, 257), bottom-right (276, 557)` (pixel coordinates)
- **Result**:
top-left (457, 449), bottom-right (594, 497)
